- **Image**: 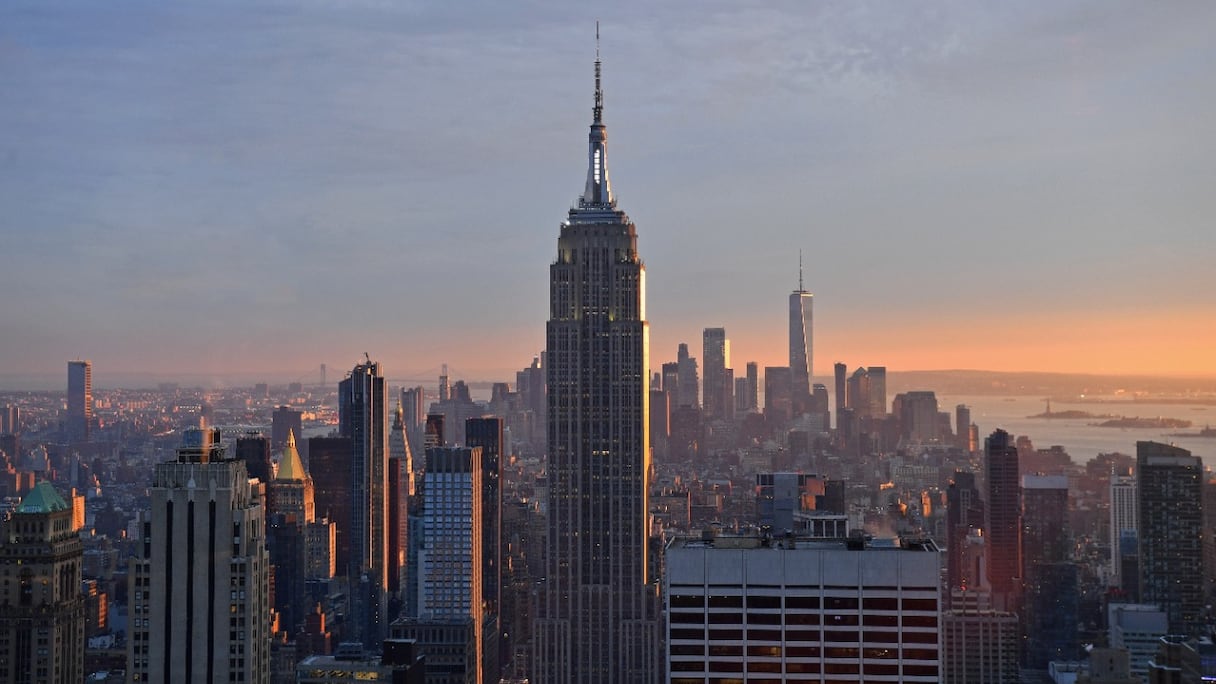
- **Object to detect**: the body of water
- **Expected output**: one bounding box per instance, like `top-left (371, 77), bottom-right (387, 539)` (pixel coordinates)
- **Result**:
top-left (941, 394), bottom-right (1216, 471)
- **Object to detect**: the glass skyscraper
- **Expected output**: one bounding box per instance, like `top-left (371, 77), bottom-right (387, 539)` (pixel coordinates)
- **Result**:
top-left (338, 359), bottom-right (389, 651)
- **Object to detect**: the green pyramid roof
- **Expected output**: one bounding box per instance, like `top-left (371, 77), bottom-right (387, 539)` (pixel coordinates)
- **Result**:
top-left (16, 481), bottom-right (68, 514)
top-left (276, 429), bottom-right (307, 481)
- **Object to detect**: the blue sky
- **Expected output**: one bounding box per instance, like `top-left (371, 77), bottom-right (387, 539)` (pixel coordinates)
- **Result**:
top-left (2, 1), bottom-right (1214, 387)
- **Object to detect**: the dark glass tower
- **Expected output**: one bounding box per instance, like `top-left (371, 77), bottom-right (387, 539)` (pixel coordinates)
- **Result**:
top-left (467, 416), bottom-right (504, 677)
top-left (984, 428), bottom-right (1021, 612)
top-left (234, 433), bottom-right (272, 485)
top-left (534, 33), bottom-right (659, 683)
top-left (338, 359), bottom-right (389, 651)
top-left (1137, 440), bottom-right (1203, 635)
top-left (1021, 475), bottom-right (1077, 668)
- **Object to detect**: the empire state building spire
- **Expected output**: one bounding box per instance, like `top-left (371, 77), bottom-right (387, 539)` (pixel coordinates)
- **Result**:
top-left (582, 22), bottom-right (613, 207)
top-left (536, 24), bottom-right (660, 683)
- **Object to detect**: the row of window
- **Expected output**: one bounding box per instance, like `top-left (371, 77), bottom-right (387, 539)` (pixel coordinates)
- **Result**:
top-left (672, 660), bottom-right (938, 675)
top-left (670, 627), bottom-right (939, 642)
top-left (670, 595), bottom-right (938, 611)
top-left (672, 644), bottom-right (918, 659)
top-left (671, 614), bottom-right (939, 629)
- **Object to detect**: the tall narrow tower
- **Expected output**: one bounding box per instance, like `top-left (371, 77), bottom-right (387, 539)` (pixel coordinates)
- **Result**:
top-left (788, 256), bottom-right (813, 412)
top-left (338, 359), bottom-right (389, 650)
top-left (535, 28), bottom-right (659, 684)
top-left (985, 429), bottom-right (1021, 612)
top-left (66, 359), bottom-right (91, 442)
top-left (702, 327), bottom-right (730, 420)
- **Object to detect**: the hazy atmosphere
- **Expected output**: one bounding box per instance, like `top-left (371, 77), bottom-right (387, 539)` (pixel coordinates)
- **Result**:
top-left (3, 1), bottom-right (1214, 386)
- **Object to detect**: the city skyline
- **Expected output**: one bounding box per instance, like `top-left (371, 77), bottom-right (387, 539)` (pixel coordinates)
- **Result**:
top-left (3, 2), bottom-right (1215, 382)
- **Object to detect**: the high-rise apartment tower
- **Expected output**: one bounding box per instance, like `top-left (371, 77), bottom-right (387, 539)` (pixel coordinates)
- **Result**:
top-left (66, 360), bottom-right (91, 442)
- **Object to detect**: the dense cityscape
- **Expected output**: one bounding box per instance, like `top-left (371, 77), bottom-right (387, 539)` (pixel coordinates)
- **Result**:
top-left (4, 7), bottom-right (1216, 684)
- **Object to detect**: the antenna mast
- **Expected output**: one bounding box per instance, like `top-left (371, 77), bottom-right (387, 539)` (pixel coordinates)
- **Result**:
top-left (593, 20), bottom-right (603, 123)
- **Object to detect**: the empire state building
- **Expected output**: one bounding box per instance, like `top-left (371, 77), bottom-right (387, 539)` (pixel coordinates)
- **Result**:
top-left (533, 36), bottom-right (660, 684)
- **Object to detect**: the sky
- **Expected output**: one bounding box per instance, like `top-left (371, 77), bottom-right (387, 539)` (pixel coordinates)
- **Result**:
top-left (2, 1), bottom-right (1214, 388)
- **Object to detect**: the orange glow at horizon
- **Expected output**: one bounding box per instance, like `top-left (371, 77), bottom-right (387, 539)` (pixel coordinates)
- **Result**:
top-left (76, 308), bottom-right (1215, 385)
top-left (686, 308), bottom-right (1216, 380)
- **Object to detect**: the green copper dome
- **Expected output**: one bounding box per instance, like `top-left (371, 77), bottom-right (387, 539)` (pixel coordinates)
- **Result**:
top-left (16, 481), bottom-right (68, 514)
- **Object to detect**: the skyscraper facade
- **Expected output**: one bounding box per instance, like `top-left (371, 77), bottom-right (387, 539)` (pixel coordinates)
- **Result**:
top-left (268, 430), bottom-right (314, 637)
top-left (128, 428), bottom-right (270, 683)
top-left (1137, 441), bottom-right (1203, 635)
top-left (466, 416), bottom-right (504, 678)
top-left (271, 405), bottom-right (303, 451)
top-left (1021, 474), bottom-right (1077, 668)
top-left (744, 361), bottom-right (759, 413)
top-left (1109, 473), bottom-right (1137, 589)
top-left (675, 343), bottom-right (699, 409)
top-left (945, 471), bottom-right (985, 594)
top-left (66, 359), bottom-right (91, 442)
top-left (338, 359), bottom-right (389, 650)
top-left (954, 404), bottom-right (972, 451)
top-left (534, 39), bottom-right (659, 683)
top-left (896, 390), bottom-right (940, 443)
top-left (308, 436), bottom-right (354, 573)
top-left (763, 366), bottom-right (792, 425)
top-left (465, 418), bottom-right (503, 619)
top-left (701, 327), bottom-right (730, 421)
top-left (942, 531), bottom-right (1021, 684)
top-left (984, 429), bottom-right (1021, 611)
top-left (788, 268), bottom-right (813, 411)
top-left (867, 366), bottom-right (887, 418)
top-left (1, 404), bottom-right (20, 434)
top-left (388, 403), bottom-right (414, 604)
top-left (400, 446), bottom-right (485, 683)
top-left (235, 433), bottom-right (273, 485)
top-left (833, 362), bottom-right (847, 428)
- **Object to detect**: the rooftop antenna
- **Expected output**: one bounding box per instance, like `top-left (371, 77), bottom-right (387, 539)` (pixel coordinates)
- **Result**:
top-left (593, 20), bottom-right (603, 123)
top-left (798, 249), bottom-right (804, 292)
top-left (364, 352), bottom-right (371, 364)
